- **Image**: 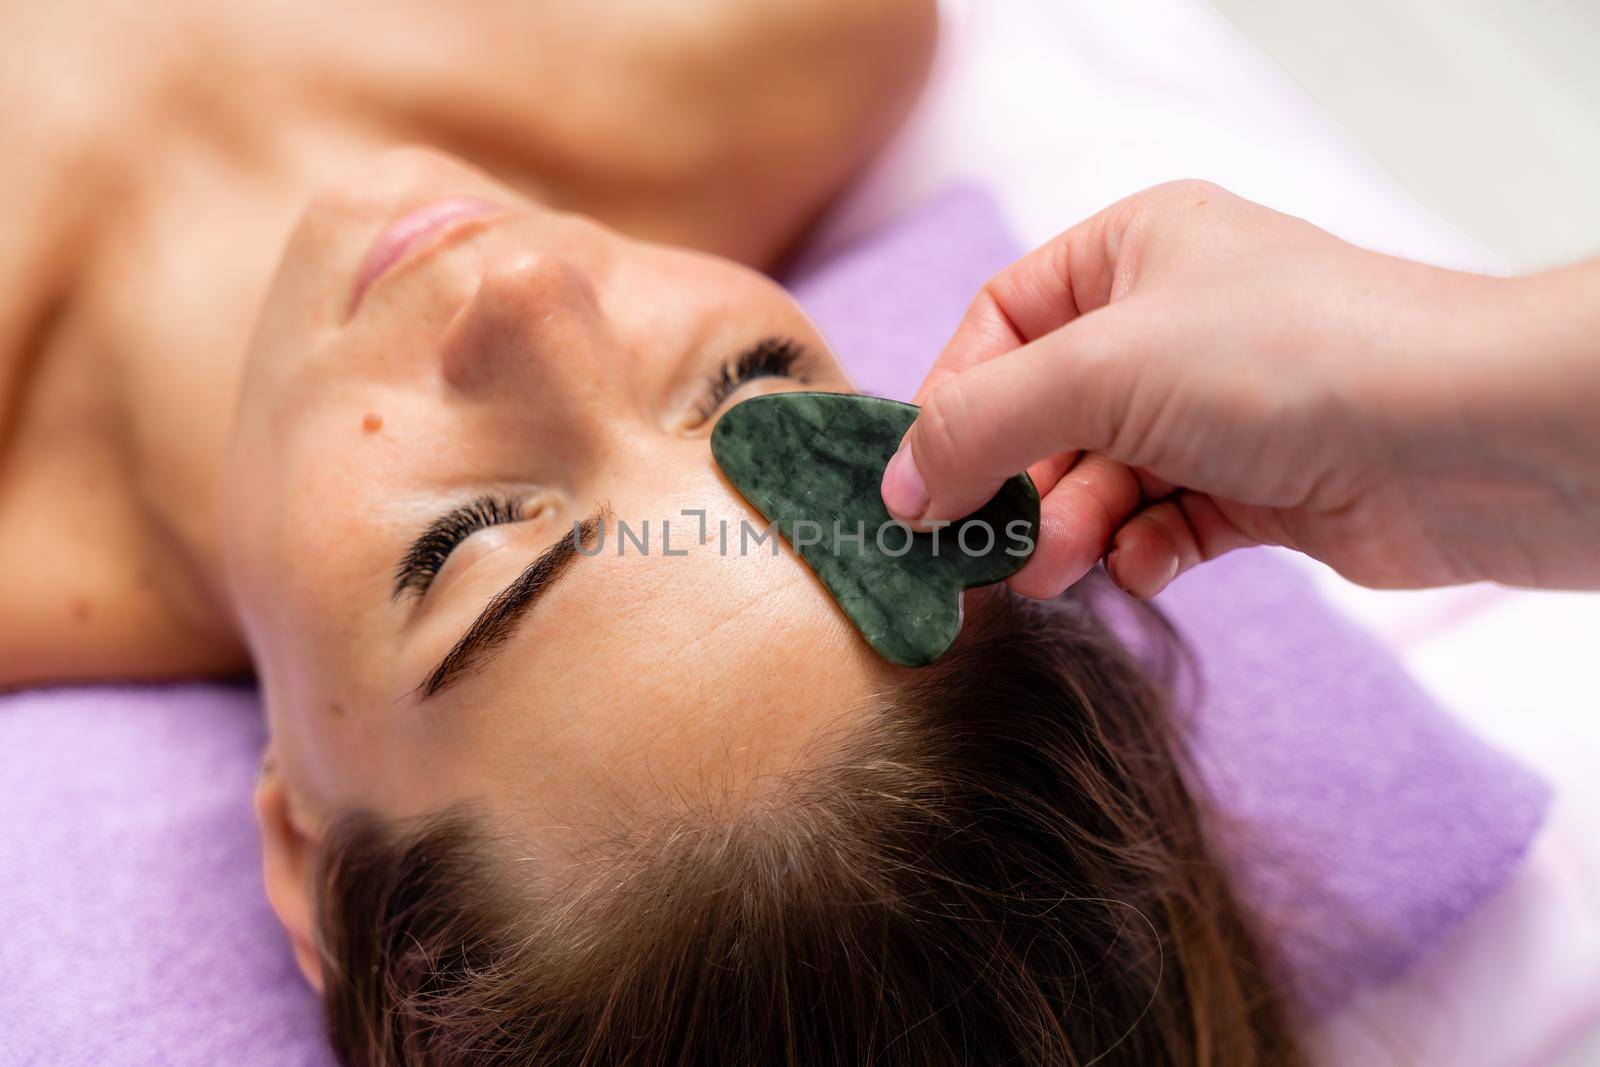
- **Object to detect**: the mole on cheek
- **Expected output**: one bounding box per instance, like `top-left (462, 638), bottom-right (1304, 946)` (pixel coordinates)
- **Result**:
top-left (361, 412), bottom-right (384, 434)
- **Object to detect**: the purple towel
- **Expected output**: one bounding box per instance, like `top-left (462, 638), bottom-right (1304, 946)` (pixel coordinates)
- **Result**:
top-left (0, 685), bottom-right (331, 1067)
top-left (0, 189), bottom-right (1547, 1066)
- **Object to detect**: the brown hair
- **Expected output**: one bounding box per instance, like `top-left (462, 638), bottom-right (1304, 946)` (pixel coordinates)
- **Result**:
top-left (315, 582), bottom-right (1300, 1065)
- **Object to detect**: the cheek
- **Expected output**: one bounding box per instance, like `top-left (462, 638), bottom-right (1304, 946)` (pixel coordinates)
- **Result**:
top-left (245, 526), bottom-right (429, 817)
top-left (226, 430), bottom-right (397, 683)
top-left (264, 675), bottom-right (441, 821)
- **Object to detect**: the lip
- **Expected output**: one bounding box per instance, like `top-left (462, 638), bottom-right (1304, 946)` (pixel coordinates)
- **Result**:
top-left (348, 195), bottom-right (506, 315)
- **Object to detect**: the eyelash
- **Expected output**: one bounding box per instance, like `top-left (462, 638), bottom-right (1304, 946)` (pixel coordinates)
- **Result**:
top-left (393, 493), bottom-right (524, 600)
top-left (697, 337), bottom-right (805, 421)
top-left (396, 338), bottom-right (805, 599)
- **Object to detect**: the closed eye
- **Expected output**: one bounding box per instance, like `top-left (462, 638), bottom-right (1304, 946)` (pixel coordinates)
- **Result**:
top-left (697, 337), bottom-right (806, 421)
top-left (394, 336), bottom-right (808, 604)
top-left (393, 493), bottom-right (527, 601)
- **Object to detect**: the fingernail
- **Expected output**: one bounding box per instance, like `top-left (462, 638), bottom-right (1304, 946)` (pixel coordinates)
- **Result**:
top-left (1105, 549), bottom-right (1129, 593)
top-left (1158, 552), bottom-right (1180, 591)
top-left (881, 443), bottom-right (929, 519)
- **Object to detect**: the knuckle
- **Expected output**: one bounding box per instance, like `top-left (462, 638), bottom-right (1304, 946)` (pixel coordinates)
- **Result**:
top-left (1148, 177), bottom-right (1228, 204)
top-left (1133, 178), bottom-right (1235, 236)
top-left (1183, 177), bottom-right (1227, 201)
top-left (1045, 232), bottom-right (1079, 304)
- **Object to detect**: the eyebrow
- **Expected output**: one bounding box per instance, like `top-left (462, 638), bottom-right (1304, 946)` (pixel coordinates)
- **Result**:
top-left (416, 510), bottom-right (604, 700)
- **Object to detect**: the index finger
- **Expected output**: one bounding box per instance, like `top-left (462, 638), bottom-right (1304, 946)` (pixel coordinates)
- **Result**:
top-left (913, 205), bottom-right (1129, 405)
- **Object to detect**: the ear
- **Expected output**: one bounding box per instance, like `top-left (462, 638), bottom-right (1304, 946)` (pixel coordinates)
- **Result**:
top-left (255, 754), bottom-right (325, 993)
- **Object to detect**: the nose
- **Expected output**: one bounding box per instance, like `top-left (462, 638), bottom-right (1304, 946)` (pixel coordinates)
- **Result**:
top-left (439, 251), bottom-right (610, 397)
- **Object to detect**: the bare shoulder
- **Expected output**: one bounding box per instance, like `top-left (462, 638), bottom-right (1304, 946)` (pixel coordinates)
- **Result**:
top-left (0, 330), bottom-right (247, 692)
top-left (0, 467), bottom-right (250, 691)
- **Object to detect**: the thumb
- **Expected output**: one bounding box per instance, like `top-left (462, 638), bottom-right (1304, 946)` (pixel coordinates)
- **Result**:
top-left (882, 307), bottom-right (1136, 524)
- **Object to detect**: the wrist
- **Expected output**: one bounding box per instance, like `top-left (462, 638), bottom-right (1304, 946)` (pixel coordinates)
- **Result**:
top-left (1482, 264), bottom-right (1600, 470)
top-left (1397, 264), bottom-right (1600, 586)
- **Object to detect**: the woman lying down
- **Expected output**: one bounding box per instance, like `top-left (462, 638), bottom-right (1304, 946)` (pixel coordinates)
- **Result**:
top-left (2, 1), bottom-right (1300, 1063)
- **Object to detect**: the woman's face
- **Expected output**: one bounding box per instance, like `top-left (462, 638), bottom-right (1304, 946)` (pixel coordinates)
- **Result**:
top-left (225, 148), bottom-right (893, 839)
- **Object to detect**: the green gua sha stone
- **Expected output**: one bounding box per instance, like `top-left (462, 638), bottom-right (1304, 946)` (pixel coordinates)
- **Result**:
top-left (710, 392), bottom-right (1039, 668)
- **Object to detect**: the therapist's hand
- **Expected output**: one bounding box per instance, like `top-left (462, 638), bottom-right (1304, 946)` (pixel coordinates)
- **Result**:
top-left (881, 180), bottom-right (1600, 596)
